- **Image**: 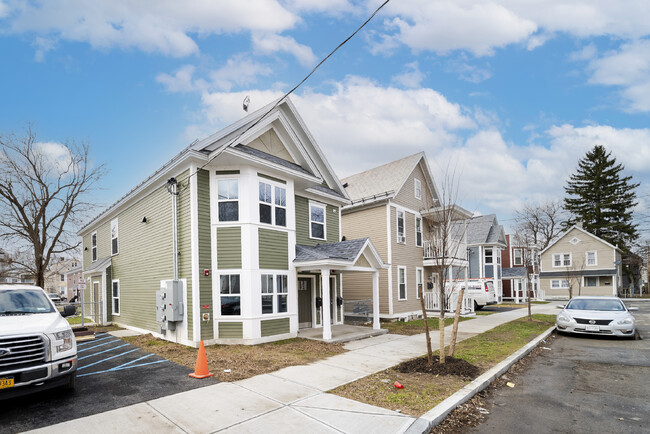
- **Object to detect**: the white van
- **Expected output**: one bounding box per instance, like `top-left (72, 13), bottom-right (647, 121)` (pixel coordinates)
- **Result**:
top-left (447, 280), bottom-right (497, 310)
top-left (0, 285), bottom-right (78, 399)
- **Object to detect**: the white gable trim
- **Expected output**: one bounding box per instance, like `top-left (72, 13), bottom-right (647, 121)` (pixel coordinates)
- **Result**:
top-left (540, 225), bottom-right (623, 255)
top-left (393, 154), bottom-right (440, 206)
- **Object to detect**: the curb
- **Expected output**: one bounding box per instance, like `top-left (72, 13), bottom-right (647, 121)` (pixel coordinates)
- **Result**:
top-left (404, 326), bottom-right (556, 434)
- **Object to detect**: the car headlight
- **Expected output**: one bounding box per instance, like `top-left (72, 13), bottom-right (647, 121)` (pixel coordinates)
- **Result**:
top-left (557, 314), bottom-right (572, 323)
top-left (617, 318), bottom-right (633, 325)
top-left (51, 330), bottom-right (74, 353)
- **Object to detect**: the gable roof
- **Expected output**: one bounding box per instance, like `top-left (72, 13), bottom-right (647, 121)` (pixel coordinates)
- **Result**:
top-left (294, 238), bottom-right (387, 270)
top-left (540, 225), bottom-right (623, 255)
top-left (465, 214), bottom-right (507, 247)
top-left (341, 152), bottom-right (439, 207)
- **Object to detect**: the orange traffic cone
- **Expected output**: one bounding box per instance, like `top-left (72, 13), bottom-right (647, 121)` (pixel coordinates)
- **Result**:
top-left (189, 340), bottom-right (214, 379)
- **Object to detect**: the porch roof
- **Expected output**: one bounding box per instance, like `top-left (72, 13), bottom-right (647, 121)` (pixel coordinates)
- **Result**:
top-left (294, 238), bottom-right (387, 270)
top-left (83, 257), bottom-right (111, 275)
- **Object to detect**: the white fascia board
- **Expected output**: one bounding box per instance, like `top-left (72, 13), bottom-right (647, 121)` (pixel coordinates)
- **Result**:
top-left (78, 150), bottom-right (207, 236)
top-left (222, 147), bottom-right (321, 184)
top-left (342, 195), bottom-right (393, 212)
top-left (294, 259), bottom-right (352, 270)
top-left (351, 239), bottom-right (389, 270)
top-left (304, 187), bottom-right (350, 205)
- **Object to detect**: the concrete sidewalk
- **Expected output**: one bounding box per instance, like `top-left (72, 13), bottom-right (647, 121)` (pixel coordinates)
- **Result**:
top-left (32, 303), bottom-right (560, 434)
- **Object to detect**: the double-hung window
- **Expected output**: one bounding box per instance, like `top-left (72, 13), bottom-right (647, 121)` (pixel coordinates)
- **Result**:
top-left (484, 248), bottom-right (493, 264)
top-left (415, 217), bottom-right (422, 247)
top-left (111, 218), bottom-right (119, 255)
top-left (586, 251), bottom-right (597, 266)
top-left (414, 178), bottom-right (422, 199)
top-left (584, 276), bottom-right (598, 287)
top-left (397, 210), bottom-right (405, 244)
top-left (513, 248), bottom-right (522, 266)
top-left (309, 203), bottom-right (326, 240)
top-left (261, 274), bottom-right (288, 314)
top-left (551, 279), bottom-right (569, 289)
top-left (112, 280), bottom-right (120, 315)
top-left (553, 253), bottom-right (571, 267)
top-left (220, 274), bottom-right (241, 315)
top-left (398, 267), bottom-right (407, 300)
top-left (91, 232), bottom-right (97, 262)
top-left (259, 181), bottom-right (287, 227)
top-left (416, 268), bottom-right (423, 299)
top-left (217, 179), bottom-right (239, 222)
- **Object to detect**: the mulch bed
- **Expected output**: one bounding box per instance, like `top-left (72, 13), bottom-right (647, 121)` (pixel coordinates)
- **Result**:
top-left (396, 356), bottom-right (481, 380)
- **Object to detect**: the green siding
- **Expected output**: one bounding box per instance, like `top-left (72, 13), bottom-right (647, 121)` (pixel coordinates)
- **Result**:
top-left (258, 229), bottom-right (288, 270)
top-left (219, 322), bottom-right (243, 338)
top-left (217, 227), bottom-right (242, 269)
top-left (197, 169), bottom-right (213, 340)
top-left (106, 266), bottom-right (112, 322)
top-left (177, 171), bottom-right (193, 340)
top-left (261, 317), bottom-right (290, 337)
top-left (295, 195), bottom-right (340, 246)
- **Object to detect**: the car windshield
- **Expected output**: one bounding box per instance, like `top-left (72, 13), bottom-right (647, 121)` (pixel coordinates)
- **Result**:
top-left (0, 289), bottom-right (55, 314)
top-left (565, 298), bottom-right (625, 311)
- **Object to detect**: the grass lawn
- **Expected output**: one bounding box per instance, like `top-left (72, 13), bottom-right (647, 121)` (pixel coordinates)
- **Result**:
top-left (122, 335), bottom-right (346, 382)
top-left (330, 314), bottom-right (555, 417)
top-left (498, 301), bottom-right (550, 308)
top-left (381, 316), bottom-right (474, 336)
top-left (66, 316), bottom-right (93, 325)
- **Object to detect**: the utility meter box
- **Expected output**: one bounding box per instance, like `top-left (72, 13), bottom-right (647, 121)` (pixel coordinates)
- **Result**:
top-left (156, 280), bottom-right (184, 330)
top-left (156, 289), bottom-right (167, 326)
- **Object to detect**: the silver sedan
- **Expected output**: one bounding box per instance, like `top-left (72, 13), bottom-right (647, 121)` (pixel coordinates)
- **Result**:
top-left (556, 296), bottom-right (637, 338)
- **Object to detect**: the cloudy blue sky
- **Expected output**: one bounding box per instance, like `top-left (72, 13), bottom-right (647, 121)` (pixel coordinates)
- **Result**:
top-left (1, 0), bottom-right (648, 238)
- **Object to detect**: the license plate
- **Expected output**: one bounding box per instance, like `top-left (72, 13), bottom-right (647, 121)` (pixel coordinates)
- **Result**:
top-left (585, 325), bottom-right (600, 332)
top-left (0, 377), bottom-right (14, 389)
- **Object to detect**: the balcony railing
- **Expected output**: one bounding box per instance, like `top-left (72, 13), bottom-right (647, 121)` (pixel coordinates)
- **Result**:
top-left (423, 240), bottom-right (467, 261)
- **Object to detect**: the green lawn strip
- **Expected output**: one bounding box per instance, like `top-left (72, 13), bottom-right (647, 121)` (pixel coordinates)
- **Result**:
top-left (66, 316), bottom-right (93, 325)
top-left (382, 316), bottom-right (473, 336)
top-left (330, 314), bottom-right (555, 417)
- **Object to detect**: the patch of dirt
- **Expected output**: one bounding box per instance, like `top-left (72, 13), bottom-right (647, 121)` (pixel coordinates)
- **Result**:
top-left (430, 332), bottom-right (556, 433)
top-left (397, 356), bottom-right (481, 380)
top-left (123, 334), bottom-right (346, 382)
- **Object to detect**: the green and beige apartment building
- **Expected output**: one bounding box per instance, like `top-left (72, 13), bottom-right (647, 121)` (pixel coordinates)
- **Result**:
top-left (79, 98), bottom-right (385, 346)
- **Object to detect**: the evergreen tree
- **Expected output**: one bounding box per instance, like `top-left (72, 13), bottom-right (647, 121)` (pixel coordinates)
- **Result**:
top-left (564, 145), bottom-right (639, 249)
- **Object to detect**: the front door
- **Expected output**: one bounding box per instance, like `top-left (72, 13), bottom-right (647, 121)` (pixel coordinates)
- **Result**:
top-left (298, 277), bottom-right (312, 329)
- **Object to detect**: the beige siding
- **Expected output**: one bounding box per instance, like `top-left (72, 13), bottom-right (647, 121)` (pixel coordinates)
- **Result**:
top-left (295, 195), bottom-right (340, 246)
top-left (390, 206), bottom-right (425, 315)
top-left (541, 228), bottom-right (615, 272)
top-left (393, 162), bottom-right (433, 211)
top-left (216, 227), bottom-right (242, 269)
top-left (342, 269), bottom-right (390, 314)
top-left (260, 317), bottom-right (290, 337)
top-left (197, 169), bottom-right (213, 340)
top-left (541, 276), bottom-right (615, 298)
top-left (258, 228), bottom-right (289, 270)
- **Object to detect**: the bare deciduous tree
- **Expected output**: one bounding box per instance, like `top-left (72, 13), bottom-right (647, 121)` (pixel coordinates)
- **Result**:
top-left (514, 200), bottom-right (566, 250)
top-left (0, 127), bottom-right (105, 287)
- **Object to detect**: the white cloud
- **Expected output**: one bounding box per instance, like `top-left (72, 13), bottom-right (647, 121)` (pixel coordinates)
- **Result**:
top-left (391, 62), bottom-right (425, 88)
top-left (0, 1), bottom-right (9, 18)
top-left (35, 141), bottom-right (73, 173)
top-left (32, 37), bottom-right (56, 62)
top-left (210, 55), bottom-right (274, 91)
top-left (252, 33), bottom-right (317, 67)
top-left (284, 0), bottom-right (357, 15)
top-left (4, 0), bottom-right (298, 57)
top-left (156, 65), bottom-right (204, 93)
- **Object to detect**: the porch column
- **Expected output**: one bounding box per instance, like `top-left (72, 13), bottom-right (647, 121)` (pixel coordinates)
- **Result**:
top-left (612, 273), bottom-right (617, 296)
top-left (372, 271), bottom-right (380, 330)
top-left (321, 268), bottom-right (332, 340)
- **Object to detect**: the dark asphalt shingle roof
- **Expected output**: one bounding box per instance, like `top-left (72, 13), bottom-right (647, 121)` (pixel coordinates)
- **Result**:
top-left (233, 144), bottom-right (312, 176)
top-left (294, 238), bottom-right (368, 263)
top-left (309, 184), bottom-right (346, 199)
top-left (464, 214), bottom-right (506, 246)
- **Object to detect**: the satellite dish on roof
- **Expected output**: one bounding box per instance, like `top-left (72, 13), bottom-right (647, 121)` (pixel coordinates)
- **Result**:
top-left (242, 95), bottom-right (250, 112)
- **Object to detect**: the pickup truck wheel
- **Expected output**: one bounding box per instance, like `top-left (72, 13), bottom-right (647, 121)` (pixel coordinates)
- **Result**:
top-left (64, 374), bottom-right (76, 391)
top-left (474, 301), bottom-right (483, 311)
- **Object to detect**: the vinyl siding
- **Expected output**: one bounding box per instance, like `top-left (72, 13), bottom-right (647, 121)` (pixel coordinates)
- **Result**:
top-left (258, 228), bottom-right (289, 270)
top-left (83, 222), bottom-right (110, 266)
top-left (197, 169), bottom-right (213, 340)
top-left (105, 266), bottom-right (112, 322)
top-left (218, 322), bottom-right (243, 338)
top-left (541, 228), bottom-right (615, 272)
top-left (260, 317), bottom-right (290, 337)
top-left (295, 195), bottom-right (340, 246)
top-left (390, 206), bottom-right (425, 315)
top-left (177, 171), bottom-right (193, 341)
top-left (216, 227), bottom-right (242, 269)
top-left (393, 162), bottom-right (433, 211)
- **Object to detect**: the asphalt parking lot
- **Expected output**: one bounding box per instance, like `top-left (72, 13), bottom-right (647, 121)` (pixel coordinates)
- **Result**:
top-left (1, 332), bottom-right (218, 433)
top-left (472, 301), bottom-right (650, 434)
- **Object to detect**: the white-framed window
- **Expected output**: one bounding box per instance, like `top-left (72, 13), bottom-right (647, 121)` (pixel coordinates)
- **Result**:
top-left (91, 232), bottom-right (97, 262)
top-left (111, 279), bottom-right (120, 315)
top-left (217, 179), bottom-right (239, 222)
top-left (550, 279), bottom-right (570, 289)
top-left (309, 202), bottom-right (326, 240)
top-left (584, 276), bottom-right (598, 287)
top-left (60, 274), bottom-right (65, 282)
top-left (219, 274), bottom-right (241, 316)
top-left (415, 216), bottom-right (422, 247)
top-left (398, 266), bottom-right (407, 300)
top-left (111, 218), bottom-right (119, 255)
top-left (261, 273), bottom-right (288, 314)
top-left (484, 248), bottom-right (493, 264)
top-left (416, 267), bottom-right (423, 299)
top-left (259, 181), bottom-right (287, 227)
top-left (553, 253), bottom-right (572, 267)
top-left (586, 251), bottom-right (597, 266)
top-left (397, 210), bottom-right (405, 244)
top-left (513, 248), bottom-right (523, 266)
top-left (414, 178), bottom-right (422, 200)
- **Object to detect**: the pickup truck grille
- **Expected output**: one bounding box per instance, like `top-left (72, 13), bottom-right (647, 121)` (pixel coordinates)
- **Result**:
top-left (0, 335), bottom-right (47, 373)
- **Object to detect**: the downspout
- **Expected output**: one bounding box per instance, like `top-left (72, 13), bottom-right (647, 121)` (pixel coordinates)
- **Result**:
top-left (168, 178), bottom-right (179, 281)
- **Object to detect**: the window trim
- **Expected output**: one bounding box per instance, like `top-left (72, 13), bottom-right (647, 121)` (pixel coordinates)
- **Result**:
top-left (583, 276), bottom-right (598, 287)
top-left (414, 178), bottom-right (422, 200)
top-left (309, 202), bottom-right (327, 240)
top-left (585, 251), bottom-right (597, 266)
top-left (110, 218), bottom-right (119, 256)
top-left (216, 178), bottom-right (239, 222)
top-left (513, 248), bottom-right (523, 266)
top-left (550, 279), bottom-right (570, 289)
top-left (258, 179), bottom-right (287, 227)
top-left (484, 247), bottom-right (493, 264)
top-left (219, 273), bottom-right (241, 316)
top-left (398, 266), bottom-right (407, 300)
top-left (91, 231), bottom-right (97, 263)
top-left (111, 279), bottom-right (120, 316)
top-left (396, 210), bottom-right (405, 244)
top-left (416, 267), bottom-right (423, 299)
top-left (552, 253), bottom-right (572, 268)
top-left (415, 216), bottom-right (422, 247)
top-left (261, 273), bottom-right (289, 315)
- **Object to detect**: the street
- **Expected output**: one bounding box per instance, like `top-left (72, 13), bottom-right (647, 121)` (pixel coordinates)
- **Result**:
top-left (472, 302), bottom-right (650, 434)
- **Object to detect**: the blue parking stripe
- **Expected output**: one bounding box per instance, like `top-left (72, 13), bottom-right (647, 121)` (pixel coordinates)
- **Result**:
top-left (77, 335), bottom-right (113, 347)
top-left (77, 349), bottom-right (139, 370)
top-left (78, 339), bottom-right (121, 353)
top-left (77, 359), bottom-right (168, 378)
top-left (110, 354), bottom-right (154, 370)
top-left (78, 343), bottom-right (130, 361)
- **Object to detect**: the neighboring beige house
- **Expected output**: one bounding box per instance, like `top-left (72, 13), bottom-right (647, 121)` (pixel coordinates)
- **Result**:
top-left (65, 265), bottom-right (83, 301)
top-left (44, 258), bottom-right (80, 297)
top-left (340, 153), bottom-right (471, 321)
top-left (539, 225), bottom-right (623, 299)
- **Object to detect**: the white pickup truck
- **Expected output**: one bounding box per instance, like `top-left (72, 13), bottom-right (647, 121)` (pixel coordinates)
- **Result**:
top-left (0, 285), bottom-right (78, 399)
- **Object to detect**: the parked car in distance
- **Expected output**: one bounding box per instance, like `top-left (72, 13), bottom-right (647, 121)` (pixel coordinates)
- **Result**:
top-left (47, 293), bottom-right (62, 304)
top-left (556, 296), bottom-right (637, 338)
top-left (447, 280), bottom-right (497, 310)
top-left (0, 285), bottom-right (78, 399)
